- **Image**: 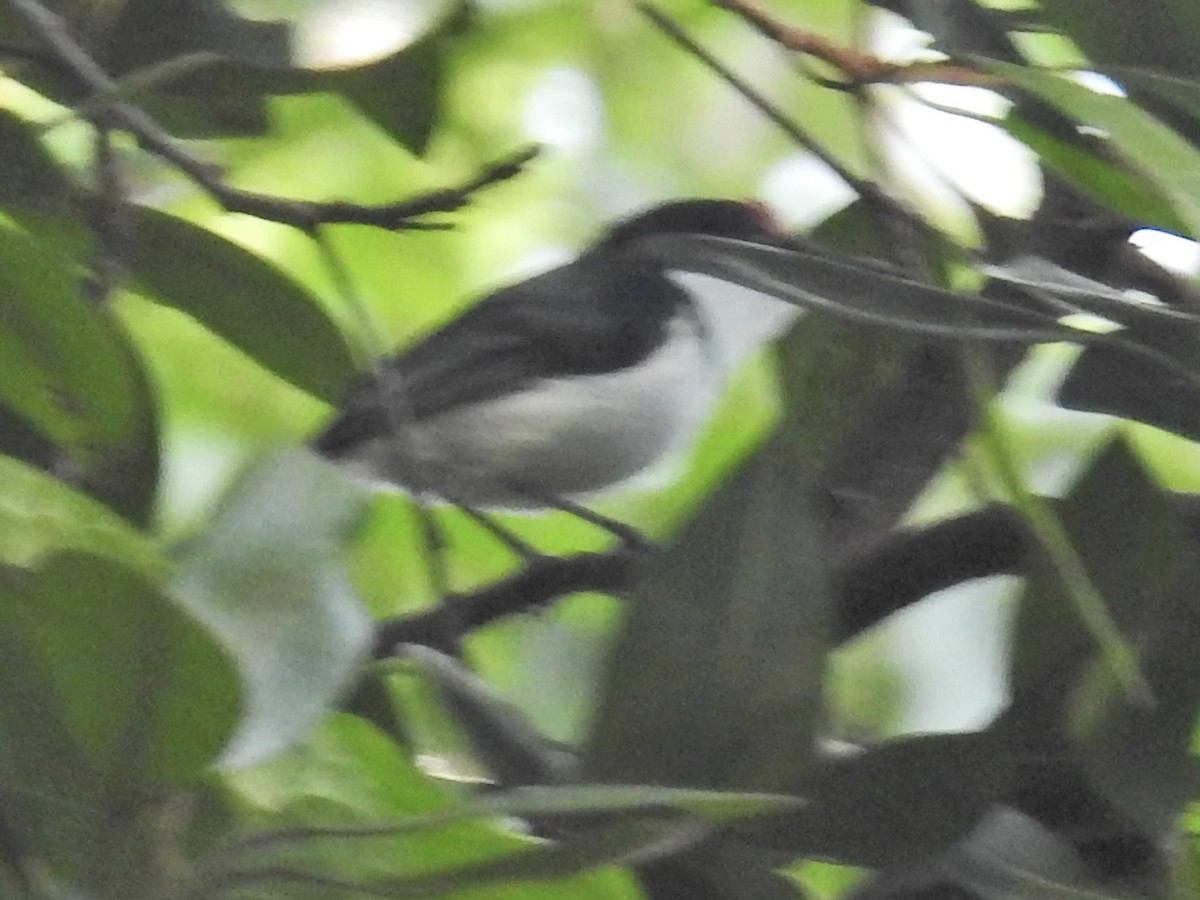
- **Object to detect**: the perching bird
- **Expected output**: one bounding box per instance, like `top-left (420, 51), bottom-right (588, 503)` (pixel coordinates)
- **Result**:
top-left (312, 199), bottom-right (799, 508)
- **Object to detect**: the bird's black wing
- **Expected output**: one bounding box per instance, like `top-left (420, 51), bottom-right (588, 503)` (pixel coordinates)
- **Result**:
top-left (313, 260), bottom-right (674, 455)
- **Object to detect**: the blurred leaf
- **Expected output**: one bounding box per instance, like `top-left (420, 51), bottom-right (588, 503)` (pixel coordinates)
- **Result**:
top-left (1011, 437), bottom-right (1190, 692)
top-left (1107, 67), bottom-right (1200, 138)
top-left (1001, 109), bottom-right (1187, 234)
top-left (940, 807), bottom-right (1121, 900)
top-left (736, 732), bottom-right (1011, 868)
top-left (774, 205), bottom-right (1027, 554)
top-left (400, 646), bottom-right (572, 787)
top-left (110, 0), bottom-right (289, 73)
top-left (447, 784), bottom-right (804, 825)
top-left (0, 108), bottom-right (90, 254)
top-left (172, 449), bottom-right (372, 768)
top-left (0, 220), bottom-right (159, 523)
top-left (107, 0), bottom-right (459, 142)
top-left (1036, 0), bottom-right (1200, 80)
top-left (582, 434), bottom-right (829, 791)
top-left (1068, 577), bottom-right (1200, 834)
top-left (1058, 319), bottom-right (1200, 443)
top-left (650, 841), bottom-right (807, 900)
top-left (222, 715), bottom-right (649, 900)
top-left (362, 814), bottom-right (706, 895)
top-left (639, 234), bottom-right (1073, 342)
top-left (0, 455), bottom-right (166, 577)
top-left (125, 205), bottom-right (357, 403)
top-left (982, 59), bottom-right (1200, 239)
top-left (2, 551), bottom-right (240, 784)
top-left (0, 573), bottom-right (105, 873)
top-left (316, 27), bottom-right (446, 156)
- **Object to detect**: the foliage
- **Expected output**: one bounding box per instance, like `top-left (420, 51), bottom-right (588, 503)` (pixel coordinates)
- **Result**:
top-left (2, 0), bottom-right (1200, 898)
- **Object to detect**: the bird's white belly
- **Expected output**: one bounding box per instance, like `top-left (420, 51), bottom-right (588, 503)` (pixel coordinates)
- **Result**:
top-left (413, 316), bottom-right (717, 505)
top-left (334, 276), bottom-right (798, 508)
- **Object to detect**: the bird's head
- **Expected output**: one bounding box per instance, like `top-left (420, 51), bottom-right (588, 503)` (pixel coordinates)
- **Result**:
top-left (599, 199), bottom-right (784, 250)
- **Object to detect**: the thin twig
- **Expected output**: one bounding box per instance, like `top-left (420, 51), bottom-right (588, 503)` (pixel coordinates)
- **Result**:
top-left (4, 0), bottom-right (538, 231)
top-left (372, 548), bottom-right (641, 657)
top-left (637, 2), bottom-right (934, 267)
top-left (637, 2), bottom-right (865, 198)
top-left (713, 0), bottom-right (1004, 88)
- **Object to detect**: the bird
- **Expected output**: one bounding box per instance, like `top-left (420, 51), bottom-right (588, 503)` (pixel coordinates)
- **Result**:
top-left (311, 199), bottom-right (800, 508)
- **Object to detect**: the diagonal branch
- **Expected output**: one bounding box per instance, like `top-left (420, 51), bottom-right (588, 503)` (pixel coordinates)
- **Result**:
top-left (713, 0), bottom-right (1005, 88)
top-left (3, 0), bottom-right (537, 231)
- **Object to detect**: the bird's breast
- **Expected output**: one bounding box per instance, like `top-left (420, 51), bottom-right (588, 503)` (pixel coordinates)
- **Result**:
top-left (406, 314), bottom-right (717, 506)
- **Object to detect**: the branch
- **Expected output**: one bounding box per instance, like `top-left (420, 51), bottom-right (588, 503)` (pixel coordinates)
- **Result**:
top-left (371, 493), bottom-right (1200, 656)
top-left (372, 549), bottom-right (641, 657)
top-left (637, 2), bottom-right (940, 274)
top-left (713, 0), bottom-right (1005, 88)
top-left (4, 0), bottom-right (538, 231)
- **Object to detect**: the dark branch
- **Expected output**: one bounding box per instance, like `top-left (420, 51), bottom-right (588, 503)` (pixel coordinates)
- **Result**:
top-left (712, 0), bottom-right (1005, 88)
top-left (637, 1), bottom-right (937, 272)
top-left (371, 493), bottom-right (1200, 656)
top-left (372, 549), bottom-right (641, 657)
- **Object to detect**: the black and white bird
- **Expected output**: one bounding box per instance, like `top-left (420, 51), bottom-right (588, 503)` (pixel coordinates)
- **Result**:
top-left (312, 199), bottom-right (799, 507)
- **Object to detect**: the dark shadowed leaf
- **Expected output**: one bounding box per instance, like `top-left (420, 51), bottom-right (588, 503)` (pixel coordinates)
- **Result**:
top-left (172, 449), bottom-right (372, 768)
top-left (941, 807), bottom-right (1123, 900)
top-left (1058, 319), bottom-right (1200, 443)
top-left (0, 221), bottom-right (159, 523)
top-left (1068, 575), bottom-right (1200, 833)
top-left (735, 732), bottom-right (1010, 868)
top-left (315, 28), bottom-right (446, 156)
top-left (1011, 438), bottom-right (1189, 691)
top-left (640, 234), bottom-right (1074, 342)
top-left (1036, 0), bottom-right (1200, 81)
top-left (1006, 438), bottom-right (1200, 833)
top-left (107, 0), bottom-right (459, 145)
top-left (582, 434), bottom-right (829, 792)
top-left (126, 206), bottom-right (358, 403)
top-left (0, 109), bottom-right (90, 254)
top-left (0, 571), bottom-right (105, 873)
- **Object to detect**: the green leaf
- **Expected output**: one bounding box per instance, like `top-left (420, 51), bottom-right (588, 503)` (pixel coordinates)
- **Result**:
top-left (172, 449), bottom-right (373, 768)
top-left (582, 434), bottom-right (829, 791)
top-left (0, 455), bottom-right (167, 578)
top-left (364, 815), bottom-right (705, 896)
top-left (0, 577), bottom-right (105, 873)
top-left (220, 715), bottom-right (644, 900)
top-left (219, 779), bottom-right (798, 896)
top-left (981, 58), bottom-right (1200, 238)
top-left (0, 220), bottom-right (159, 522)
top-left (1001, 108), bottom-right (1187, 233)
top-left (125, 206), bottom-right (357, 402)
top-left (1, 552), bottom-right (241, 784)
